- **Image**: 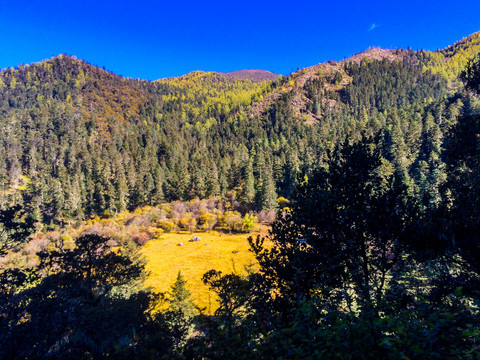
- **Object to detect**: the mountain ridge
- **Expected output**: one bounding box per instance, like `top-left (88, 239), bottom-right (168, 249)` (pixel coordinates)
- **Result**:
top-left (4, 29), bottom-right (480, 86)
top-left (2, 29), bottom-right (479, 129)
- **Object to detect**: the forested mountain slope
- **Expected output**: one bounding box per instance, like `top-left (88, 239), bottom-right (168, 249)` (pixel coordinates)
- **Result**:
top-left (422, 30), bottom-right (480, 79)
top-left (0, 32), bottom-right (478, 224)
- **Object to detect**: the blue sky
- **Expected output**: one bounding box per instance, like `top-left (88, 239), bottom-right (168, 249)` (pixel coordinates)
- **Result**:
top-left (1, 0), bottom-right (480, 80)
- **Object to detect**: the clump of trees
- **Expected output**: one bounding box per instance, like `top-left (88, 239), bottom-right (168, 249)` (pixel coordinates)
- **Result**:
top-left (115, 198), bottom-right (261, 241)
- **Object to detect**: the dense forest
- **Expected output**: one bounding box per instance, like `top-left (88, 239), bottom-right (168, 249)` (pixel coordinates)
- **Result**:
top-left (2, 31), bottom-right (480, 358)
top-left (1, 33), bottom-right (477, 223)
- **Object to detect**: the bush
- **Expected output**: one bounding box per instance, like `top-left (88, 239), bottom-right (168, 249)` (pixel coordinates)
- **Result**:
top-left (223, 211), bottom-right (243, 232)
top-left (131, 232), bottom-right (150, 246)
top-left (170, 201), bottom-right (187, 220)
top-left (147, 207), bottom-right (165, 222)
top-left (199, 212), bottom-right (217, 231)
top-left (333, 71), bottom-right (343, 85)
top-left (186, 198), bottom-right (208, 219)
top-left (81, 220), bottom-right (126, 242)
top-left (179, 213), bottom-right (197, 233)
top-left (125, 214), bottom-right (152, 227)
top-left (129, 226), bottom-right (157, 246)
top-left (156, 219), bottom-right (177, 232)
top-left (257, 210), bottom-right (276, 224)
top-left (242, 213), bottom-right (257, 232)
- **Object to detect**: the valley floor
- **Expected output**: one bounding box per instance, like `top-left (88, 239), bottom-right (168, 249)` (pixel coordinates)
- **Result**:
top-left (143, 224), bottom-right (270, 313)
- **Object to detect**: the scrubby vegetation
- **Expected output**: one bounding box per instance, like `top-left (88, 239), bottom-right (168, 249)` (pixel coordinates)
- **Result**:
top-left (0, 197), bottom-right (265, 271)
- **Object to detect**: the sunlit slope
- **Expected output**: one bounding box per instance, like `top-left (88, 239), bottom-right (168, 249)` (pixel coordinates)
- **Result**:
top-left (156, 70), bottom-right (272, 128)
top-left (421, 31), bottom-right (480, 79)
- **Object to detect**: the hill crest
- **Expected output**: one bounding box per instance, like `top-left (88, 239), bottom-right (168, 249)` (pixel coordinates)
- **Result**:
top-left (221, 69), bottom-right (279, 82)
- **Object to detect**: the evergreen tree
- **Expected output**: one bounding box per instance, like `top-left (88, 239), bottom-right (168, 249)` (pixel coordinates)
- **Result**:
top-left (258, 164), bottom-right (278, 211)
top-left (243, 158), bottom-right (255, 204)
top-left (169, 271), bottom-right (197, 318)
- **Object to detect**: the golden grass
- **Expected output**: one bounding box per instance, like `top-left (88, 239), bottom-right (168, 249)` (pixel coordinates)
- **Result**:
top-left (142, 224), bottom-right (269, 314)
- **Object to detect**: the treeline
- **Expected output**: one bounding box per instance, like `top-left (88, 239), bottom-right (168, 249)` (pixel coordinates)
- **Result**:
top-left (0, 55), bottom-right (318, 223)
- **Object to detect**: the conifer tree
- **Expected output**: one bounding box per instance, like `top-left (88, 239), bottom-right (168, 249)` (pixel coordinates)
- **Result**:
top-left (169, 271), bottom-right (196, 318)
top-left (259, 164), bottom-right (278, 211)
top-left (243, 158), bottom-right (255, 204)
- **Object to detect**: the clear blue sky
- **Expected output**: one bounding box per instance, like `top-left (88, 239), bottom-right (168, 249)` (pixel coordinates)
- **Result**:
top-left (1, 0), bottom-right (480, 80)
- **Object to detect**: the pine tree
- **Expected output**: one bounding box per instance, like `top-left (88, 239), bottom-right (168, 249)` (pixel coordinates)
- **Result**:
top-left (243, 158), bottom-right (255, 204)
top-left (259, 164), bottom-right (278, 211)
top-left (169, 271), bottom-right (196, 318)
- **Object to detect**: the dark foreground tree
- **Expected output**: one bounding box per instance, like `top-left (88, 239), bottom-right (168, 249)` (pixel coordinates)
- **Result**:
top-left (0, 233), bottom-right (189, 359)
top-left (0, 204), bottom-right (35, 256)
top-left (189, 133), bottom-right (480, 359)
top-left (442, 54), bottom-right (480, 275)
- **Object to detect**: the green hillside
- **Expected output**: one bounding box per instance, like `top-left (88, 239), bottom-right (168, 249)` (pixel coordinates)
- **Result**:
top-left (0, 31), bottom-right (478, 225)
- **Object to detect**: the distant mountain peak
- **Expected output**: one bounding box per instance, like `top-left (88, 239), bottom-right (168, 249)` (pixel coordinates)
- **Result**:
top-left (221, 69), bottom-right (280, 82)
top-left (158, 69), bottom-right (279, 83)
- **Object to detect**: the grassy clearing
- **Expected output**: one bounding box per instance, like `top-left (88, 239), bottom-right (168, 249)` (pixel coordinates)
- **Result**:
top-left (142, 224), bottom-right (269, 314)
